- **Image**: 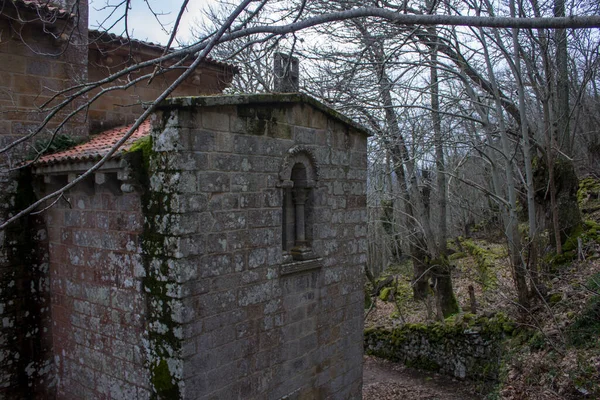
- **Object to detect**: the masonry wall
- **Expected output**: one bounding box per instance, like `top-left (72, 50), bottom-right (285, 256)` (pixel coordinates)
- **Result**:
top-left (0, 171), bottom-right (54, 397)
top-left (44, 182), bottom-right (150, 399)
top-left (0, 6), bottom-right (89, 150)
top-left (87, 48), bottom-right (232, 133)
top-left (0, 4), bottom-right (236, 396)
top-left (364, 314), bottom-right (512, 385)
top-left (143, 96), bottom-right (367, 399)
top-left (0, 4), bottom-right (88, 395)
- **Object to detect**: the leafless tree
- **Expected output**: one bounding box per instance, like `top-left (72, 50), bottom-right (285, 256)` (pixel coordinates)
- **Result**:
top-left (2, 0), bottom-right (600, 313)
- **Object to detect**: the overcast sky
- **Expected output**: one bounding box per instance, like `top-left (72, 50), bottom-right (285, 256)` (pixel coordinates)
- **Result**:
top-left (88, 0), bottom-right (216, 45)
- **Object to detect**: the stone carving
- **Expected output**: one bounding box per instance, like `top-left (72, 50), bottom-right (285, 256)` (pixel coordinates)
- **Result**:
top-left (278, 145), bottom-right (319, 187)
top-left (280, 146), bottom-right (320, 262)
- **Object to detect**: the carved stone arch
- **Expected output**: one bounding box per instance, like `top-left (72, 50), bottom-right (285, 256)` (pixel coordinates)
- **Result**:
top-left (279, 145), bottom-right (319, 262)
top-left (279, 146), bottom-right (319, 188)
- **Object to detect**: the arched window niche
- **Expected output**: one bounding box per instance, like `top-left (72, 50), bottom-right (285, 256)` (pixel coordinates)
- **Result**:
top-left (279, 146), bottom-right (319, 264)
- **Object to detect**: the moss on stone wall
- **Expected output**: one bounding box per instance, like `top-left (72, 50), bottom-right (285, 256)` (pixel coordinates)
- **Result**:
top-left (461, 239), bottom-right (498, 289)
top-left (578, 177), bottom-right (600, 208)
top-left (365, 313), bottom-right (514, 384)
top-left (128, 135), bottom-right (153, 173)
top-left (129, 130), bottom-right (183, 399)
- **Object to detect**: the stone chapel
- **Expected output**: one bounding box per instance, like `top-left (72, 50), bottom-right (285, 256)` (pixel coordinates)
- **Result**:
top-left (0, 1), bottom-right (368, 398)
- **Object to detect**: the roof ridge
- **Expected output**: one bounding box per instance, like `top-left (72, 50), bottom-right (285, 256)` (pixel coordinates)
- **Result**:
top-left (88, 30), bottom-right (239, 72)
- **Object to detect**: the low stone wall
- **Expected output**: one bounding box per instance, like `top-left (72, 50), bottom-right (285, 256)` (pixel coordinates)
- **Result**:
top-left (364, 314), bottom-right (513, 382)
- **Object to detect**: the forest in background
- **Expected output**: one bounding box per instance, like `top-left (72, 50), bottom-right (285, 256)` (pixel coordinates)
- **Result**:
top-left (201, 0), bottom-right (599, 313)
top-left (198, 0), bottom-right (600, 397)
top-left (4, 0), bottom-right (600, 397)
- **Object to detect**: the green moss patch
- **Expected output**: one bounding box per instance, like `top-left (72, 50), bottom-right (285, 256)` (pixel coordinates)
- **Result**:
top-left (150, 359), bottom-right (180, 398)
top-left (578, 177), bottom-right (600, 208)
top-left (461, 239), bottom-right (499, 289)
top-left (448, 251), bottom-right (467, 261)
top-left (547, 219), bottom-right (600, 266)
top-left (364, 313), bottom-right (513, 383)
top-left (129, 123), bottom-right (182, 399)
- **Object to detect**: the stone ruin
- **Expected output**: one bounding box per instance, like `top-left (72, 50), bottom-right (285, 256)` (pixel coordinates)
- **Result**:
top-left (24, 93), bottom-right (368, 398)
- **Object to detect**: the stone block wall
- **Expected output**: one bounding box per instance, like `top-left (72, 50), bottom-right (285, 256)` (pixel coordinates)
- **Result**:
top-left (0, 171), bottom-right (54, 397)
top-left (141, 94), bottom-right (368, 399)
top-left (87, 47), bottom-right (234, 134)
top-left (0, 3), bottom-right (89, 150)
top-left (43, 182), bottom-right (149, 399)
top-left (364, 314), bottom-right (513, 383)
top-left (0, 1), bottom-right (237, 396)
top-left (23, 93), bottom-right (367, 398)
top-left (0, 2), bottom-right (88, 395)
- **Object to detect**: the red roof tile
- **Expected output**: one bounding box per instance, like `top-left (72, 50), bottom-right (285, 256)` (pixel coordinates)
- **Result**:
top-left (36, 120), bottom-right (151, 166)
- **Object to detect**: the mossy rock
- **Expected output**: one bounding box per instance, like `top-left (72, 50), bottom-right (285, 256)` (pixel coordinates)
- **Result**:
top-left (578, 177), bottom-right (600, 207)
top-left (548, 292), bottom-right (562, 305)
top-left (379, 287), bottom-right (393, 301)
top-left (548, 219), bottom-right (600, 267)
top-left (364, 313), bottom-right (514, 382)
top-left (448, 251), bottom-right (467, 261)
top-left (549, 250), bottom-right (576, 267)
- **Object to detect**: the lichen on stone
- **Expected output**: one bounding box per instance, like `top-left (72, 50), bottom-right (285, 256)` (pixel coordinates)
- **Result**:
top-left (364, 313), bottom-right (514, 385)
top-left (129, 113), bottom-right (184, 399)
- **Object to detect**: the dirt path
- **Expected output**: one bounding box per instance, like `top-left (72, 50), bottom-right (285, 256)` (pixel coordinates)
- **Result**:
top-left (362, 356), bottom-right (480, 400)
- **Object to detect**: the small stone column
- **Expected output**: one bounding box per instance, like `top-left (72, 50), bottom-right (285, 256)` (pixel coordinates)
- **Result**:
top-left (293, 187), bottom-right (307, 247)
top-left (290, 186), bottom-right (314, 261)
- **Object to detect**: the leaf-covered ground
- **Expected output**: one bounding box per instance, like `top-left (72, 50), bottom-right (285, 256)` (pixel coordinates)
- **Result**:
top-left (362, 356), bottom-right (478, 400)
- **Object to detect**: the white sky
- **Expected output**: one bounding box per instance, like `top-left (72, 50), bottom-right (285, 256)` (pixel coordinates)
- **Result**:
top-left (88, 0), bottom-right (217, 45)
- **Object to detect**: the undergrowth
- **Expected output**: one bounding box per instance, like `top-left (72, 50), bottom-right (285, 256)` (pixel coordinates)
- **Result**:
top-left (366, 177), bottom-right (600, 399)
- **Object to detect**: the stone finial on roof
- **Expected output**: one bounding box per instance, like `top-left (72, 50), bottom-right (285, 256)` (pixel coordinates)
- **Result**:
top-left (273, 52), bottom-right (299, 93)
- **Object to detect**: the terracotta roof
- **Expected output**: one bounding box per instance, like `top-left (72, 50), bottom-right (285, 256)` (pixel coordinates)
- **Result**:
top-left (88, 30), bottom-right (239, 73)
top-left (4, 0), bottom-right (72, 20)
top-left (36, 121), bottom-right (151, 166)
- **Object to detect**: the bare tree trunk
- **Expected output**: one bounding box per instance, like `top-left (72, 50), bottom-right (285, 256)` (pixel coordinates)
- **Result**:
top-left (537, 6), bottom-right (564, 256)
top-left (461, 70), bottom-right (509, 230)
top-left (396, 162), bottom-right (431, 300)
top-left (510, 0), bottom-right (539, 294)
top-left (386, 151), bottom-right (403, 262)
top-left (480, 22), bottom-right (530, 308)
top-left (554, 0), bottom-right (571, 156)
top-left (431, 41), bottom-right (447, 254)
top-left (529, 0), bottom-right (580, 254)
top-left (359, 22), bottom-right (456, 314)
top-left (430, 33), bottom-right (457, 318)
